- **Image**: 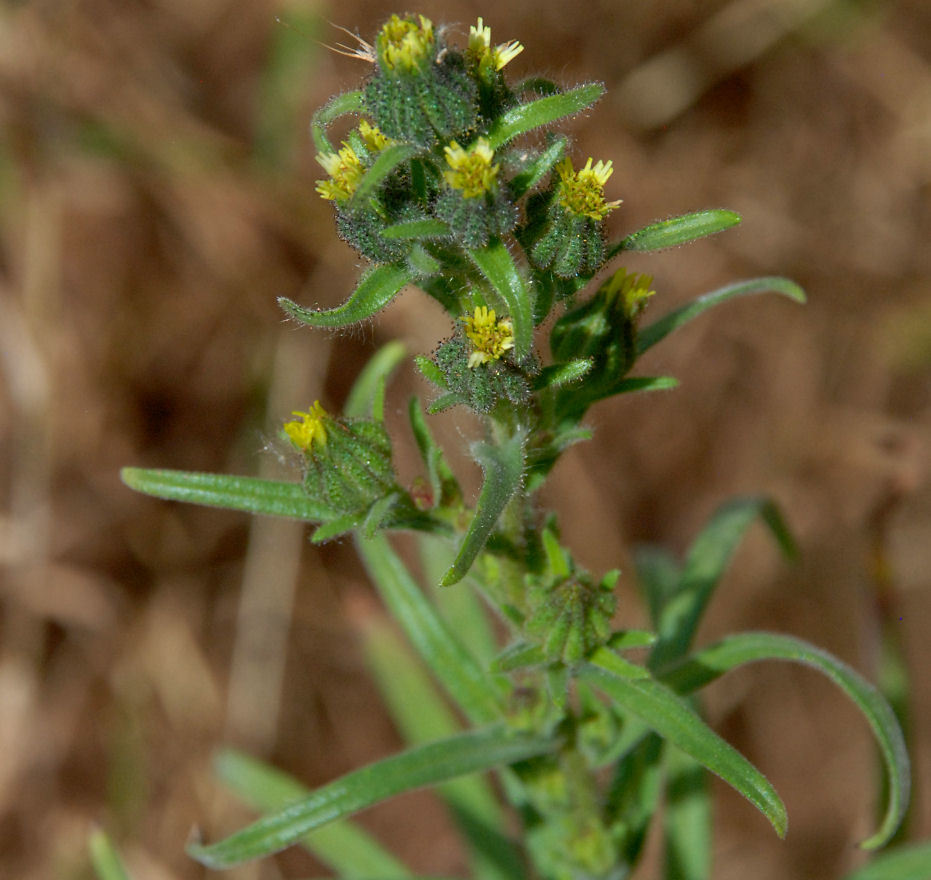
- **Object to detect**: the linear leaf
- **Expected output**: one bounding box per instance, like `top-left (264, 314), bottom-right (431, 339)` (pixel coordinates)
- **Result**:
top-left (485, 83), bottom-right (606, 150)
top-left (214, 750), bottom-right (409, 877)
top-left (88, 830), bottom-right (131, 880)
top-left (509, 135), bottom-right (568, 198)
top-left (441, 431), bottom-right (526, 587)
top-left (408, 397), bottom-right (461, 508)
top-left (120, 468), bottom-right (335, 521)
top-left (649, 496), bottom-right (796, 671)
top-left (344, 341), bottom-right (407, 420)
top-left (610, 210), bottom-right (741, 256)
top-left (279, 262), bottom-right (413, 328)
top-left (660, 632), bottom-right (910, 850)
top-left (533, 359), bottom-right (592, 391)
top-left (356, 533), bottom-right (504, 723)
top-left (467, 240), bottom-right (533, 360)
top-left (843, 842), bottom-right (931, 880)
top-left (637, 277), bottom-right (806, 356)
top-left (188, 726), bottom-right (557, 869)
top-left (581, 661), bottom-right (787, 839)
top-left (310, 90), bottom-right (364, 152)
top-left (606, 735), bottom-right (664, 869)
top-left (350, 142), bottom-right (420, 206)
top-left (664, 746), bottom-right (711, 880)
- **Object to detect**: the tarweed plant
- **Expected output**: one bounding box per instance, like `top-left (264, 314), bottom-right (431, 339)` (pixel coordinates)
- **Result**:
top-left (119, 13), bottom-right (916, 880)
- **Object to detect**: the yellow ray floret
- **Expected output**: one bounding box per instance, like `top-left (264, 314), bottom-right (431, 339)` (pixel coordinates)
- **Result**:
top-left (315, 144), bottom-right (365, 201)
top-left (602, 268), bottom-right (655, 317)
top-left (468, 17), bottom-right (524, 72)
top-left (377, 14), bottom-right (434, 71)
top-left (284, 401), bottom-right (329, 450)
top-left (556, 157), bottom-right (622, 220)
top-left (444, 138), bottom-right (499, 198)
top-left (462, 305), bottom-right (515, 367)
top-left (358, 120), bottom-right (392, 153)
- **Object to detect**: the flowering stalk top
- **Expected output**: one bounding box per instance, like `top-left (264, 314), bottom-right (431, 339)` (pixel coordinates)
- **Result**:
top-left (468, 17), bottom-right (524, 75)
top-left (556, 157), bottom-right (622, 220)
top-left (315, 144), bottom-right (365, 201)
top-left (376, 14), bottom-right (435, 72)
top-left (462, 305), bottom-right (515, 367)
top-left (444, 138), bottom-right (499, 197)
top-left (283, 401), bottom-right (328, 450)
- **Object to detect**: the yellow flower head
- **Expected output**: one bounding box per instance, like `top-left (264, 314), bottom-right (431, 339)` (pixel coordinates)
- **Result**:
top-left (315, 143), bottom-right (365, 201)
top-left (462, 305), bottom-right (515, 367)
top-left (284, 401), bottom-right (329, 451)
top-left (468, 17), bottom-right (524, 73)
top-left (376, 14), bottom-right (435, 72)
top-left (358, 120), bottom-right (392, 153)
top-left (601, 268), bottom-right (655, 318)
top-left (556, 157), bottom-right (622, 220)
top-left (444, 138), bottom-right (498, 198)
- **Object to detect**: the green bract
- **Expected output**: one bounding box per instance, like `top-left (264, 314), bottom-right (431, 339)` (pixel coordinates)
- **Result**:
top-left (118, 13), bottom-right (915, 880)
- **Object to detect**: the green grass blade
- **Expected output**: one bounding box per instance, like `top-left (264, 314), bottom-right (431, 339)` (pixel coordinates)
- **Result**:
top-left (214, 750), bottom-right (409, 877)
top-left (610, 210), bottom-right (741, 256)
top-left (356, 533), bottom-right (505, 723)
top-left (189, 726), bottom-right (557, 869)
top-left (485, 83), bottom-right (606, 150)
top-left (279, 262), bottom-right (413, 328)
top-left (659, 632), bottom-right (911, 850)
top-left (120, 468), bottom-right (336, 521)
top-left (350, 142), bottom-right (421, 207)
top-left (842, 842), bottom-right (931, 880)
top-left (649, 496), bottom-right (796, 671)
top-left (637, 277), bottom-right (806, 356)
top-left (466, 240), bottom-right (533, 361)
top-left (363, 619), bottom-right (524, 880)
top-left (310, 90), bottom-right (364, 153)
top-left (441, 432), bottom-right (526, 587)
top-left (344, 341), bottom-right (407, 420)
top-left (581, 661), bottom-right (787, 840)
top-left (88, 830), bottom-right (131, 880)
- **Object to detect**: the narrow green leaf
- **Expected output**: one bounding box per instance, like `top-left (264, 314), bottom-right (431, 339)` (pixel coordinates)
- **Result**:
top-left (606, 375), bottom-right (680, 396)
top-left (467, 240), bottom-right (533, 361)
top-left (350, 142), bottom-right (420, 206)
top-left (607, 629), bottom-right (659, 651)
top-left (408, 397), bottom-right (461, 508)
top-left (509, 136), bottom-right (568, 198)
top-left (633, 546), bottom-right (682, 626)
top-left (311, 512), bottom-right (364, 542)
top-left (279, 262), bottom-right (413, 328)
top-left (491, 642), bottom-right (546, 672)
top-left (581, 661), bottom-right (787, 839)
top-left (441, 431), bottom-right (526, 587)
top-left (610, 210), bottom-right (741, 256)
top-left (415, 354), bottom-right (448, 389)
top-left (637, 277), bottom-right (806, 356)
top-left (344, 341), bottom-right (407, 420)
top-left (88, 830), bottom-right (131, 880)
top-left (121, 468), bottom-right (336, 521)
top-left (485, 83), bottom-right (606, 150)
top-left (532, 359), bottom-right (592, 391)
top-left (310, 90), bottom-right (364, 153)
top-left (663, 747), bottom-right (711, 880)
top-left (588, 647), bottom-right (652, 680)
top-left (649, 496), bottom-right (795, 671)
top-left (188, 726), bottom-right (557, 869)
top-left (214, 750), bottom-right (409, 877)
top-left (428, 392), bottom-right (468, 414)
top-left (606, 735), bottom-right (665, 868)
top-left (843, 842), bottom-right (931, 880)
top-left (383, 219), bottom-right (452, 240)
top-left (356, 533), bottom-right (504, 723)
top-left (363, 620), bottom-right (523, 880)
top-left (660, 632), bottom-right (911, 851)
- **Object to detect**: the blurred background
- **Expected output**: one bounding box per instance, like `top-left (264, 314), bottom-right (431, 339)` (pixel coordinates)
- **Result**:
top-left (1, 0), bottom-right (930, 877)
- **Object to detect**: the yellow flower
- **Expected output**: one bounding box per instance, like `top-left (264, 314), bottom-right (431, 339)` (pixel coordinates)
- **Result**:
top-left (462, 305), bottom-right (515, 367)
top-left (358, 120), bottom-right (391, 153)
top-left (555, 157), bottom-right (622, 220)
top-left (377, 14), bottom-right (434, 72)
top-left (284, 401), bottom-right (329, 450)
top-left (444, 138), bottom-right (498, 198)
top-left (315, 143), bottom-right (365, 201)
top-left (468, 17), bottom-right (524, 73)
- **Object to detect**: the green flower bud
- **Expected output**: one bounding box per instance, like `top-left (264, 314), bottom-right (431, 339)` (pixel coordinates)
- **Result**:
top-left (524, 569), bottom-right (617, 665)
top-left (284, 403), bottom-right (396, 516)
top-left (364, 15), bottom-right (478, 147)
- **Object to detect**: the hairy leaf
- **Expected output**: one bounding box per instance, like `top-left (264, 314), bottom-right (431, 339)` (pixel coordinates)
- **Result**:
top-left (610, 209), bottom-right (741, 256)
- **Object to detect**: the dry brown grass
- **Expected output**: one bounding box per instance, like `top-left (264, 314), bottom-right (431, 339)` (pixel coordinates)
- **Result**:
top-left (1, 1), bottom-right (930, 877)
